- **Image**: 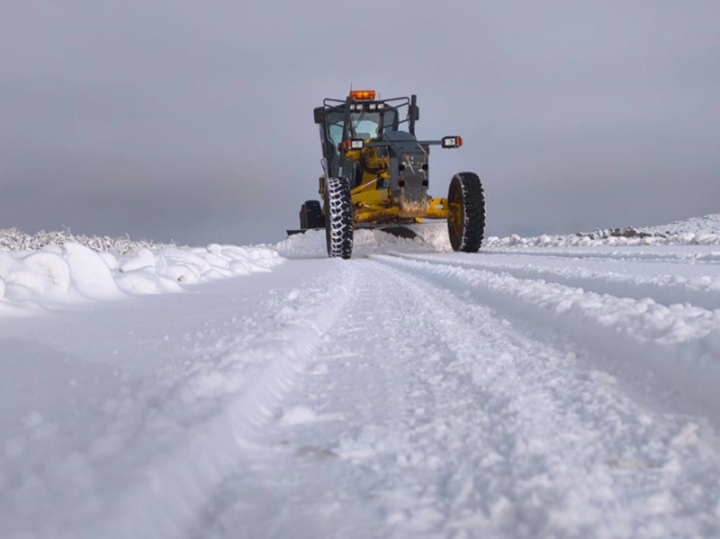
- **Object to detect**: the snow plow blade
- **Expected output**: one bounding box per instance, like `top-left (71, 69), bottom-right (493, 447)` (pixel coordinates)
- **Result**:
top-left (376, 225), bottom-right (417, 239)
top-left (286, 226), bottom-right (416, 239)
top-left (286, 228), bottom-right (322, 236)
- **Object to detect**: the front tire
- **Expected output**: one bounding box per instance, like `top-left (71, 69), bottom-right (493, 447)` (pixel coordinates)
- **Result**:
top-left (324, 177), bottom-right (354, 259)
top-left (447, 172), bottom-right (485, 252)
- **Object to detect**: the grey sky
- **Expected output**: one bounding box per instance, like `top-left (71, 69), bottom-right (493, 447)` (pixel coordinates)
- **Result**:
top-left (2, 1), bottom-right (719, 245)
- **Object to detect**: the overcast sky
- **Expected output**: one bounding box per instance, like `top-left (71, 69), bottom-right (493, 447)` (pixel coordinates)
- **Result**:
top-left (2, 1), bottom-right (719, 245)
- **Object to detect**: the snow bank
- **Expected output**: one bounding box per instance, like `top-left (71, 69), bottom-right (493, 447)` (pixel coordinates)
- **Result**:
top-left (3, 211), bottom-right (717, 315)
top-left (403, 213), bottom-right (720, 250)
top-left (484, 213), bottom-right (720, 248)
top-left (643, 213), bottom-right (720, 237)
top-left (0, 230), bottom-right (282, 315)
top-left (0, 227), bottom-right (163, 254)
top-left (277, 213), bottom-right (720, 258)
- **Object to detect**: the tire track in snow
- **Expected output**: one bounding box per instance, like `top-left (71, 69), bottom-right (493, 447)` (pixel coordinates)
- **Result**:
top-left (204, 258), bottom-right (720, 538)
top-left (195, 261), bottom-right (425, 539)
top-left (22, 262), bottom-right (359, 539)
top-left (375, 254), bottom-right (720, 428)
top-left (483, 247), bottom-right (720, 264)
top-left (369, 259), bottom-right (720, 538)
top-left (392, 252), bottom-right (720, 311)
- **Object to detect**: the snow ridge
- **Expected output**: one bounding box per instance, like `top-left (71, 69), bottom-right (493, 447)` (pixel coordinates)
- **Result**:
top-left (3, 212), bottom-right (719, 317)
top-left (0, 241), bottom-right (282, 316)
top-left (91, 264), bottom-right (358, 539)
top-left (377, 254), bottom-right (720, 421)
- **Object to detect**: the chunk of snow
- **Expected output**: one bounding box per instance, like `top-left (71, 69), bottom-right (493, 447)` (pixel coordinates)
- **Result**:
top-left (280, 406), bottom-right (317, 425)
top-left (63, 243), bottom-right (124, 301)
top-left (119, 248), bottom-right (156, 273)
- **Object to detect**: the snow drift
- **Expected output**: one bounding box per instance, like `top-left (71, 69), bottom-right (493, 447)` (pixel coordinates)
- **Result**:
top-left (2, 213), bottom-right (720, 315)
top-left (0, 230), bottom-right (282, 316)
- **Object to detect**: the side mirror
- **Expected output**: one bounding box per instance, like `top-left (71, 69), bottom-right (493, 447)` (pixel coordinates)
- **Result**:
top-left (410, 105), bottom-right (420, 121)
top-left (442, 136), bottom-right (463, 149)
top-left (313, 107), bottom-right (325, 124)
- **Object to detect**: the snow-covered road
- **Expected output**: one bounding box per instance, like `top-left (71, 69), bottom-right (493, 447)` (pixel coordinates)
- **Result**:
top-left (2, 230), bottom-right (720, 538)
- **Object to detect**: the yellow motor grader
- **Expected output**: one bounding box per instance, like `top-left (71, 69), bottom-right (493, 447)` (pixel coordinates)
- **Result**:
top-left (292, 90), bottom-right (485, 259)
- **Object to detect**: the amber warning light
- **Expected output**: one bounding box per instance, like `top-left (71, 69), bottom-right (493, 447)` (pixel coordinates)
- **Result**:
top-left (350, 90), bottom-right (376, 100)
top-left (442, 136), bottom-right (463, 149)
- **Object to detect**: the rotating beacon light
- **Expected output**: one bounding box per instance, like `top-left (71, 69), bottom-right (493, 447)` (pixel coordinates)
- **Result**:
top-left (349, 89), bottom-right (376, 100)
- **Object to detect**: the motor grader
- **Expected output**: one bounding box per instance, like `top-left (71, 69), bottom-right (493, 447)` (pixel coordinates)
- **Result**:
top-left (293, 90), bottom-right (485, 259)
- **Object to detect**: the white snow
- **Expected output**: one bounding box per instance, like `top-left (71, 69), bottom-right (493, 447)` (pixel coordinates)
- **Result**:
top-left (0, 230), bottom-right (283, 315)
top-left (482, 214), bottom-right (720, 248)
top-left (2, 216), bottom-right (720, 538)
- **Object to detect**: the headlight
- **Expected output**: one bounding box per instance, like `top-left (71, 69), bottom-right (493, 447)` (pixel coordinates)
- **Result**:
top-left (341, 138), bottom-right (365, 151)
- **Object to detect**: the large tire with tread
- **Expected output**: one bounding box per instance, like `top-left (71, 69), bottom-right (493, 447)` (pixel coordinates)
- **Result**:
top-left (447, 172), bottom-right (485, 252)
top-left (304, 200), bottom-right (324, 229)
top-left (324, 177), bottom-right (354, 259)
top-left (299, 203), bottom-right (308, 229)
top-left (299, 200), bottom-right (324, 230)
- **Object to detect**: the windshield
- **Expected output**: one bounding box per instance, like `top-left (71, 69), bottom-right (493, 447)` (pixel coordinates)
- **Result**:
top-left (351, 112), bottom-right (381, 139)
top-left (325, 107), bottom-right (398, 147)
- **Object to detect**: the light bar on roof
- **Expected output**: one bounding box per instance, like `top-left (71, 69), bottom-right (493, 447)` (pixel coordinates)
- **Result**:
top-left (350, 90), bottom-right (376, 100)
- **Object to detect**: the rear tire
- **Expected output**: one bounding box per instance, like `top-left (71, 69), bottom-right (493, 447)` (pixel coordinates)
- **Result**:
top-left (324, 177), bottom-right (354, 259)
top-left (447, 172), bottom-right (485, 252)
top-left (299, 200), bottom-right (324, 230)
top-left (299, 203), bottom-right (308, 229)
top-left (304, 200), bottom-right (324, 229)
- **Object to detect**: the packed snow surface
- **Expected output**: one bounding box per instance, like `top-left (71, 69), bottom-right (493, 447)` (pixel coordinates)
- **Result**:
top-left (2, 216), bottom-right (720, 538)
